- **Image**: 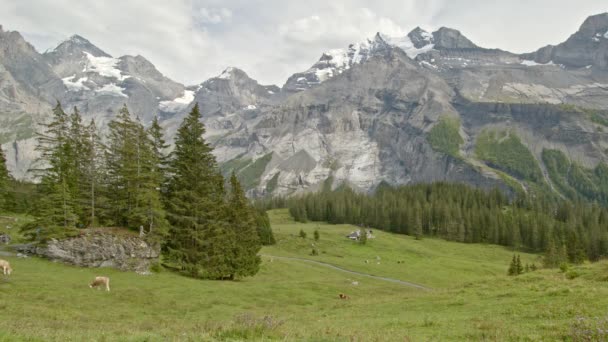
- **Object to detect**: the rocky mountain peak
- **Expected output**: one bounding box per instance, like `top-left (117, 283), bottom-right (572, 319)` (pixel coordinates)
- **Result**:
top-left (432, 27), bottom-right (478, 49)
top-left (577, 12), bottom-right (608, 38)
top-left (47, 34), bottom-right (110, 58)
top-left (215, 66), bottom-right (249, 81)
top-left (283, 33), bottom-right (397, 92)
top-left (522, 13), bottom-right (608, 68)
top-left (407, 27), bottom-right (434, 48)
top-left (0, 26), bottom-right (39, 57)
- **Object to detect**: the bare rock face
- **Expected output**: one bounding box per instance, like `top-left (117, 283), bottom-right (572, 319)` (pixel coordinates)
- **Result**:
top-left (30, 231), bottom-right (160, 272)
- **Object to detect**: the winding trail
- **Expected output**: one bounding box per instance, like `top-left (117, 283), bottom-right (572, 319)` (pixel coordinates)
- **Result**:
top-left (261, 254), bottom-right (431, 291)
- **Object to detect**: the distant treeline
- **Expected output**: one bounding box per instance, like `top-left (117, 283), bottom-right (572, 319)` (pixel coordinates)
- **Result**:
top-left (260, 183), bottom-right (608, 266)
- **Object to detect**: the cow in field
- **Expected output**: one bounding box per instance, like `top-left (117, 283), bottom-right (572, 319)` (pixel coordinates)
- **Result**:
top-left (338, 293), bottom-right (349, 299)
top-left (89, 276), bottom-right (110, 291)
top-left (0, 259), bottom-right (12, 275)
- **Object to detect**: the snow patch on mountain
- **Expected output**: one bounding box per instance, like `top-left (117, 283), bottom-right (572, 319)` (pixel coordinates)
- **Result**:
top-left (96, 83), bottom-right (128, 97)
top-left (382, 34), bottom-right (435, 59)
top-left (84, 52), bottom-right (129, 81)
top-left (520, 59), bottom-right (555, 66)
top-left (604, 30), bottom-right (608, 39)
top-left (62, 75), bottom-right (90, 91)
top-left (285, 30), bottom-right (438, 91)
top-left (158, 90), bottom-right (194, 112)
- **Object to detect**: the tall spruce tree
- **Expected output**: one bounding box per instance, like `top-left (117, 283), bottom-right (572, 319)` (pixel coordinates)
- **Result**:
top-left (254, 208), bottom-right (276, 245)
top-left (67, 107), bottom-right (86, 224)
top-left (226, 172), bottom-right (262, 278)
top-left (31, 102), bottom-right (78, 231)
top-left (165, 103), bottom-right (231, 279)
top-left (132, 120), bottom-right (168, 238)
top-left (106, 105), bottom-right (167, 235)
top-left (0, 144), bottom-right (11, 210)
top-left (107, 105), bottom-right (140, 227)
top-left (516, 255), bottom-right (523, 275)
top-left (81, 119), bottom-right (107, 226)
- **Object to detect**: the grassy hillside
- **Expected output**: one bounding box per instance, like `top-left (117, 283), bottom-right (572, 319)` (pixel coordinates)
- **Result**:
top-left (475, 129), bottom-right (543, 183)
top-left (1, 210), bottom-right (607, 341)
top-left (427, 116), bottom-right (463, 157)
top-left (543, 148), bottom-right (608, 204)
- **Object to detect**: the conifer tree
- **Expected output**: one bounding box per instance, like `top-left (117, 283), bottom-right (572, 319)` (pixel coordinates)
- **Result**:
top-left (106, 105), bottom-right (140, 226)
top-left (31, 102), bottom-right (78, 231)
top-left (67, 107), bottom-right (86, 224)
top-left (253, 209), bottom-right (275, 245)
top-left (314, 228), bottom-right (320, 241)
top-left (516, 255), bottom-right (523, 275)
top-left (508, 255), bottom-right (517, 276)
top-left (106, 106), bottom-right (167, 235)
top-left (0, 144), bottom-right (11, 210)
top-left (226, 172), bottom-right (261, 278)
top-left (147, 116), bottom-right (169, 191)
top-left (81, 119), bottom-right (107, 226)
top-left (165, 103), bottom-right (230, 279)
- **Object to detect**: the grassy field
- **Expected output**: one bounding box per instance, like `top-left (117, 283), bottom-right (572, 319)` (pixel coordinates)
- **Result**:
top-left (1, 210), bottom-right (607, 341)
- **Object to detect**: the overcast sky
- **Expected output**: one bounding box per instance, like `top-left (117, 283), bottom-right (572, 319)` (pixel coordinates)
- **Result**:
top-left (1, 0), bottom-right (606, 86)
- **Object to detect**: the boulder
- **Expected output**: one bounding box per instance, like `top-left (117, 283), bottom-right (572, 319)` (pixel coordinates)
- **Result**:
top-left (0, 234), bottom-right (10, 244)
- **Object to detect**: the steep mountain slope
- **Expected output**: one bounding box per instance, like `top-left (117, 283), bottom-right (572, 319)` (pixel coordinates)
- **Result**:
top-left (1, 13), bottom-right (608, 202)
top-left (0, 31), bottom-right (188, 178)
top-left (211, 14), bottom-right (608, 200)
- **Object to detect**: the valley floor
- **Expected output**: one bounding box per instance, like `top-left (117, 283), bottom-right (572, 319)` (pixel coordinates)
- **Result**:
top-left (0, 210), bottom-right (607, 341)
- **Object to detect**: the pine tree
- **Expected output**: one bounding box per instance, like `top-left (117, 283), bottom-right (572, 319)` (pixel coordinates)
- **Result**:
top-left (106, 106), bottom-right (167, 235)
top-left (130, 121), bottom-right (168, 238)
top-left (516, 255), bottom-right (523, 275)
top-left (226, 172), bottom-right (261, 278)
top-left (31, 102), bottom-right (78, 233)
top-left (81, 119), bottom-right (107, 227)
top-left (165, 103), bottom-right (229, 279)
top-left (106, 105), bottom-right (140, 227)
top-left (67, 107), bottom-right (86, 225)
top-left (314, 228), bottom-right (320, 241)
top-left (0, 144), bottom-right (11, 210)
top-left (299, 229), bottom-right (307, 239)
top-left (253, 209), bottom-right (275, 245)
top-left (147, 116), bottom-right (169, 191)
top-left (508, 255), bottom-right (517, 276)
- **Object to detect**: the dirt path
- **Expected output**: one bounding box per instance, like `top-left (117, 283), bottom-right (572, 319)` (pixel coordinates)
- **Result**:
top-left (261, 254), bottom-right (431, 290)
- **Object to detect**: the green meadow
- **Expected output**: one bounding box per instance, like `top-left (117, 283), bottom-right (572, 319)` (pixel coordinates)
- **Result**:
top-left (0, 209), bottom-right (607, 341)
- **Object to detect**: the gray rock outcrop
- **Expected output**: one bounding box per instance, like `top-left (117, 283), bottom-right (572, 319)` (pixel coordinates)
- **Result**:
top-left (24, 231), bottom-right (160, 272)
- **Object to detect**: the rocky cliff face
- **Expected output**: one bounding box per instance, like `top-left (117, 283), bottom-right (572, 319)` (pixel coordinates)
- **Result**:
top-left (23, 230), bottom-right (160, 273)
top-left (2, 14), bottom-right (608, 200)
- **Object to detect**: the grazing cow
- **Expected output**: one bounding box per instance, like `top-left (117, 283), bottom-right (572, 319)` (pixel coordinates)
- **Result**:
top-left (89, 276), bottom-right (110, 292)
top-left (338, 293), bottom-right (350, 299)
top-left (0, 259), bottom-right (12, 275)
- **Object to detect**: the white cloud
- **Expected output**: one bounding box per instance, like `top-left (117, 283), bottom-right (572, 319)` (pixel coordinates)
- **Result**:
top-left (0, 0), bottom-right (606, 86)
top-left (197, 7), bottom-right (232, 24)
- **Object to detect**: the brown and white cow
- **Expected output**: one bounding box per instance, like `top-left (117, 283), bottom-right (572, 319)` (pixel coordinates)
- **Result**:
top-left (89, 276), bottom-right (110, 291)
top-left (0, 259), bottom-right (12, 275)
top-left (338, 293), bottom-right (349, 300)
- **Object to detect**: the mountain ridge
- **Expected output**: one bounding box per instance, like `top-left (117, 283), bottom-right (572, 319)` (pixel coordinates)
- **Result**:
top-left (2, 13), bottom-right (608, 202)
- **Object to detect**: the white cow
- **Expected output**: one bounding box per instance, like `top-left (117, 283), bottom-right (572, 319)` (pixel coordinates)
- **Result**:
top-left (0, 259), bottom-right (12, 275)
top-left (89, 276), bottom-right (110, 291)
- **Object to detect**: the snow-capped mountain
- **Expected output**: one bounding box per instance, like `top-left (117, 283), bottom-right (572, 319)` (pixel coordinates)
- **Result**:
top-left (2, 13), bottom-right (608, 201)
